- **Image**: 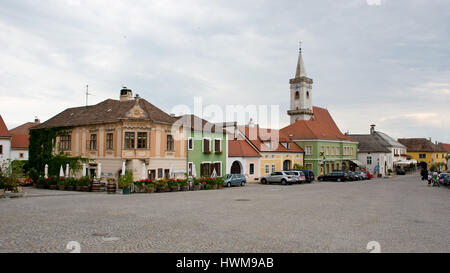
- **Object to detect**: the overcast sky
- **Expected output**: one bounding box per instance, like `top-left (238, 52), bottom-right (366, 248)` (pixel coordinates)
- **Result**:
top-left (0, 0), bottom-right (449, 142)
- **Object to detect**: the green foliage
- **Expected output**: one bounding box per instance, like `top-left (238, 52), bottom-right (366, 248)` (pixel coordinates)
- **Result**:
top-left (293, 164), bottom-right (305, 169)
top-left (28, 127), bottom-right (90, 177)
top-left (118, 170), bottom-right (133, 189)
top-left (205, 184), bottom-right (212, 190)
top-left (430, 162), bottom-right (446, 172)
top-left (0, 160), bottom-right (20, 191)
top-left (168, 179), bottom-right (179, 187)
top-left (213, 177), bottom-right (224, 186)
top-left (29, 168), bottom-right (39, 183)
top-left (11, 160), bottom-right (26, 178)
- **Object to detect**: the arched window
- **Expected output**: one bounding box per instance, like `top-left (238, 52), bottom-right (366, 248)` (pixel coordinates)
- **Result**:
top-left (306, 91), bottom-right (310, 99)
top-left (295, 91), bottom-right (300, 100)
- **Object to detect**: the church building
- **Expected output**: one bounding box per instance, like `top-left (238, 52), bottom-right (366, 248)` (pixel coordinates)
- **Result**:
top-left (281, 47), bottom-right (360, 176)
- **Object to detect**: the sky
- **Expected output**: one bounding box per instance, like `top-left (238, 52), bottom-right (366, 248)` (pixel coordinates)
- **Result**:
top-left (0, 0), bottom-right (449, 142)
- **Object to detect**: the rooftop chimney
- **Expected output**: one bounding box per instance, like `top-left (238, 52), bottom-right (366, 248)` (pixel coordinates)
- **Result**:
top-left (120, 87), bottom-right (133, 101)
top-left (34, 116), bottom-right (40, 123)
top-left (370, 124), bottom-right (376, 134)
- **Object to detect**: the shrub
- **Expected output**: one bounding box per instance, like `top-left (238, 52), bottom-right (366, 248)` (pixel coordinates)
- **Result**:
top-left (168, 179), bottom-right (179, 187)
top-left (205, 184), bottom-right (212, 190)
top-left (118, 170), bottom-right (133, 189)
top-left (177, 179), bottom-right (188, 187)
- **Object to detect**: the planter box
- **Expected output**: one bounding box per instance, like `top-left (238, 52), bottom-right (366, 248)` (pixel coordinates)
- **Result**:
top-left (122, 187), bottom-right (131, 195)
top-left (146, 187), bottom-right (155, 193)
top-left (58, 185), bottom-right (66, 191)
top-left (193, 184), bottom-right (201, 191)
top-left (82, 186), bottom-right (90, 192)
top-left (181, 186), bottom-right (188, 191)
top-left (75, 186), bottom-right (82, 191)
top-left (66, 185), bottom-right (74, 191)
top-left (211, 184), bottom-right (218, 190)
top-left (50, 185), bottom-right (57, 190)
top-left (170, 186), bottom-right (179, 192)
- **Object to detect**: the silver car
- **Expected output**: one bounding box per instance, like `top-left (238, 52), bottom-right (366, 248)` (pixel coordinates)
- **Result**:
top-left (224, 174), bottom-right (246, 187)
top-left (260, 171), bottom-right (296, 185)
top-left (289, 171), bottom-right (306, 184)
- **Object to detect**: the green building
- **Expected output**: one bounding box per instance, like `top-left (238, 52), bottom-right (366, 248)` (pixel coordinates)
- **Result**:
top-left (281, 46), bottom-right (359, 176)
top-left (177, 114), bottom-right (227, 177)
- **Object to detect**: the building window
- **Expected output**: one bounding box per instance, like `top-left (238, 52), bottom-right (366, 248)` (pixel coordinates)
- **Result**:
top-left (167, 134), bottom-right (174, 151)
top-left (137, 132), bottom-right (147, 149)
top-left (367, 156), bottom-right (372, 165)
top-left (188, 137), bottom-right (193, 150)
top-left (214, 139), bottom-right (221, 153)
top-left (0, 145), bottom-right (2, 154)
top-left (418, 154), bottom-right (426, 159)
top-left (203, 138), bottom-right (210, 153)
top-left (59, 135), bottom-right (71, 151)
top-left (200, 163), bottom-right (210, 177)
top-left (320, 146), bottom-right (324, 155)
top-left (213, 162), bottom-right (221, 176)
top-left (188, 162), bottom-right (193, 176)
top-left (295, 91), bottom-right (300, 100)
top-left (157, 168), bottom-right (163, 178)
top-left (249, 163), bottom-right (254, 175)
top-left (336, 163), bottom-right (340, 170)
top-left (106, 133), bottom-right (114, 150)
top-left (351, 147), bottom-right (354, 155)
top-left (89, 134), bottom-right (97, 150)
top-left (124, 132), bottom-right (135, 149)
top-left (326, 146), bottom-right (329, 156)
top-left (19, 153), bottom-right (24, 158)
top-left (336, 147), bottom-right (340, 156)
top-left (272, 164), bottom-right (276, 173)
top-left (265, 165), bottom-right (269, 174)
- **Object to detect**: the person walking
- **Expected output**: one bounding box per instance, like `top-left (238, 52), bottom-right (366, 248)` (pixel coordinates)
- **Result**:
top-left (432, 171), bottom-right (440, 187)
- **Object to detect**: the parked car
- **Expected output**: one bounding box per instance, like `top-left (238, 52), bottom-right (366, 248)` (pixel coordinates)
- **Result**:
top-left (342, 171), bottom-right (356, 181)
top-left (439, 173), bottom-right (449, 185)
top-left (289, 171), bottom-right (306, 184)
top-left (365, 171), bottom-right (373, 179)
top-left (291, 169), bottom-right (315, 183)
top-left (352, 172), bottom-right (364, 181)
top-left (359, 172), bottom-right (368, 180)
top-left (396, 167), bottom-right (406, 175)
top-left (318, 171), bottom-right (350, 182)
top-left (223, 174), bottom-right (247, 187)
top-left (260, 171), bottom-right (296, 185)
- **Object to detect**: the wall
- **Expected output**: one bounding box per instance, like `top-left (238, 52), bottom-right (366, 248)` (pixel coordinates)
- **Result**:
top-left (0, 138), bottom-right (11, 164)
top-left (259, 152), bottom-right (304, 176)
top-left (187, 130), bottom-right (227, 177)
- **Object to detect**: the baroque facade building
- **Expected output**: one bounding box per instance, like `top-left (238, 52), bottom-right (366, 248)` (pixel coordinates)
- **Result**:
top-left (32, 88), bottom-right (187, 181)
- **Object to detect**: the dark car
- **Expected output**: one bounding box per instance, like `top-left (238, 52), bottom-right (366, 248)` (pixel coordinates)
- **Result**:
top-left (291, 169), bottom-right (315, 183)
top-left (341, 171), bottom-right (356, 181)
top-left (396, 168), bottom-right (406, 175)
top-left (318, 171), bottom-right (349, 182)
top-left (439, 173), bottom-right (449, 185)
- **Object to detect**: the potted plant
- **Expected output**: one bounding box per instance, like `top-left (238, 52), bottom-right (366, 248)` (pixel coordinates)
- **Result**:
top-left (178, 179), bottom-right (188, 191)
top-left (135, 180), bottom-right (146, 193)
top-left (49, 176), bottom-right (58, 190)
top-left (205, 184), bottom-right (212, 190)
top-left (168, 179), bottom-right (179, 192)
top-left (35, 176), bottom-right (46, 189)
top-left (57, 178), bottom-right (66, 190)
top-left (79, 176), bottom-right (91, 192)
top-left (156, 179), bottom-right (167, 192)
top-left (192, 178), bottom-right (201, 191)
top-left (106, 178), bottom-right (117, 194)
top-left (75, 179), bottom-right (83, 191)
top-left (66, 178), bottom-right (76, 191)
top-left (215, 177), bottom-right (224, 189)
top-left (118, 170), bottom-right (133, 194)
top-left (146, 181), bottom-right (155, 193)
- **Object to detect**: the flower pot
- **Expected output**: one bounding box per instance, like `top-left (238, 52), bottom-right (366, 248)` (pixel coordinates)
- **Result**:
top-left (58, 185), bottom-right (65, 191)
top-left (82, 186), bottom-right (90, 192)
top-left (106, 182), bottom-right (117, 194)
top-left (76, 186), bottom-right (82, 191)
top-left (170, 186), bottom-right (179, 192)
top-left (146, 186), bottom-right (155, 193)
top-left (217, 184), bottom-right (223, 189)
top-left (212, 184), bottom-right (218, 190)
top-left (50, 185), bottom-right (57, 190)
top-left (66, 185), bottom-right (74, 191)
top-left (193, 184), bottom-right (201, 191)
top-left (122, 187), bottom-right (131, 195)
top-left (181, 186), bottom-right (188, 191)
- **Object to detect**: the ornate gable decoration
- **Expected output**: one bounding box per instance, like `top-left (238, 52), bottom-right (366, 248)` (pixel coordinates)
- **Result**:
top-left (125, 104), bottom-right (149, 119)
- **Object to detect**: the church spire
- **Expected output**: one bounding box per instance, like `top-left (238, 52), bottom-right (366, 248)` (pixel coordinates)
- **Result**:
top-left (295, 42), bottom-right (307, 78)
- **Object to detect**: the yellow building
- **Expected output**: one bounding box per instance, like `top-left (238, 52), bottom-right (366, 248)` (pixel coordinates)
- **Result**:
top-left (238, 125), bottom-right (304, 177)
top-left (398, 138), bottom-right (447, 170)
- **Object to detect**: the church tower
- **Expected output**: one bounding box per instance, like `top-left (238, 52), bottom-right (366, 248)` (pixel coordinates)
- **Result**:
top-left (287, 45), bottom-right (314, 123)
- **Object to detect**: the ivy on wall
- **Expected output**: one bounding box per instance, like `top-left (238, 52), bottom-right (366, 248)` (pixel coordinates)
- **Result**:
top-left (28, 128), bottom-right (90, 177)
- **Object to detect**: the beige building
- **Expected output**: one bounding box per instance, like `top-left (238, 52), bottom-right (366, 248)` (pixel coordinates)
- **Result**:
top-left (33, 88), bottom-right (187, 181)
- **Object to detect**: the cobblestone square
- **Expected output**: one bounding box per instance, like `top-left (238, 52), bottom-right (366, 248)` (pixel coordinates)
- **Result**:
top-left (0, 174), bottom-right (449, 253)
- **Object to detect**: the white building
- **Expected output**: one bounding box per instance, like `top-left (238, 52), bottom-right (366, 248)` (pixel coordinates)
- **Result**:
top-left (0, 115), bottom-right (12, 165)
top-left (348, 125), bottom-right (408, 176)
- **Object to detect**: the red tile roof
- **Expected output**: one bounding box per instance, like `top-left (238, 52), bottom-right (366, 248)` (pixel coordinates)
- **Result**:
top-left (0, 115), bottom-right (11, 138)
top-left (280, 106), bottom-right (356, 142)
top-left (398, 138), bottom-right (445, 153)
top-left (11, 134), bottom-right (29, 149)
top-left (438, 143), bottom-right (450, 153)
top-left (9, 122), bottom-right (40, 135)
top-left (228, 139), bottom-right (260, 157)
top-left (239, 126), bottom-right (304, 153)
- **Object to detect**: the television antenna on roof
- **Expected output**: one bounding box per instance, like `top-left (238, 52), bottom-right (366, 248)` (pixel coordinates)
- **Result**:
top-left (85, 85), bottom-right (92, 107)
